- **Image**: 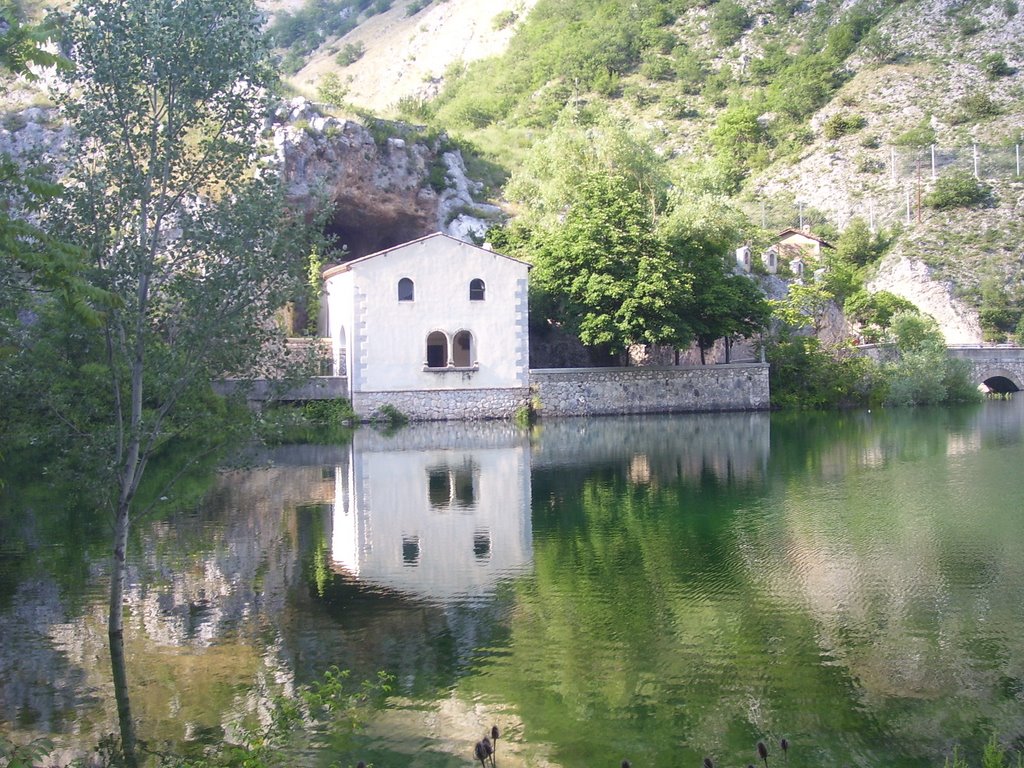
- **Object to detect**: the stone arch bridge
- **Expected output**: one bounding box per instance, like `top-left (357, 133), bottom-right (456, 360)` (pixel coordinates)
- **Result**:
top-left (947, 346), bottom-right (1024, 393)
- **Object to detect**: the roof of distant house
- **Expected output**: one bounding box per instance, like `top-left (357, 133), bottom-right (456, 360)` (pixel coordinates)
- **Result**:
top-left (776, 228), bottom-right (835, 249)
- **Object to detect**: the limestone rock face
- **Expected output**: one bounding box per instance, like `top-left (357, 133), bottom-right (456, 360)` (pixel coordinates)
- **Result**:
top-left (268, 98), bottom-right (501, 259)
top-left (869, 256), bottom-right (983, 344)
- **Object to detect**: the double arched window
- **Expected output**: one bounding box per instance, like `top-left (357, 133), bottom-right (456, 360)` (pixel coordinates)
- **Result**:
top-left (425, 330), bottom-right (476, 369)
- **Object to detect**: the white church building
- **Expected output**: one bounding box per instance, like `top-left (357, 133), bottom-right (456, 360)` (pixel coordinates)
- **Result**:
top-left (322, 233), bottom-right (531, 421)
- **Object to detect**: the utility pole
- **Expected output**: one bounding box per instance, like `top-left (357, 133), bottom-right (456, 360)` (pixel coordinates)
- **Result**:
top-left (916, 150), bottom-right (922, 224)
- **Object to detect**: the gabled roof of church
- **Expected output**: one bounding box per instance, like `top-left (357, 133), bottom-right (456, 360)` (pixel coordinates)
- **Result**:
top-left (322, 232), bottom-right (530, 280)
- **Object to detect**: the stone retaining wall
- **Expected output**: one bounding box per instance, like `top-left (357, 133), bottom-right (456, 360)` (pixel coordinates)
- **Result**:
top-left (530, 363), bottom-right (770, 417)
top-left (352, 387), bottom-right (531, 421)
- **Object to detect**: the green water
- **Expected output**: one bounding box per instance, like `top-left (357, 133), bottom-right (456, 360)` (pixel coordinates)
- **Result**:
top-left (2, 401), bottom-right (1024, 767)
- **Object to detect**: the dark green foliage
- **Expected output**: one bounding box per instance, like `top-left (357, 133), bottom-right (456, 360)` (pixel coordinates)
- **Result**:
top-left (406, 0), bottom-right (430, 15)
top-left (924, 171), bottom-right (993, 210)
top-left (302, 399), bottom-right (356, 424)
top-left (765, 53), bottom-right (848, 120)
top-left (952, 92), bottom-right (1001, 123)
top-left (957, 15), bottom-right (983, 36)
top-left (894, 118), bottom-right (935, 147)
top-left (336, 40), bottom-right (366, 66)
top-left (270, 1), bottom-right (356, 56)
top-left (530, 172), bottom-right (693, 352)
top-left (492, 9), bottom-right (518, 29)
top-left (844, 289), bottom-right (917, 337)
top-left (883, 312), bottom-right (980, 406)
top-left (709, 0), bottom-right (752, 47)
top-left (981, 52), bottom-right (1013, 79)
top-left (822, 112), bottom-right (866, 140)
top-left (824, 6), bottom-right (877, 59)
top-left (709, 103), bottom-right (768, 190)
top-left (835, 217), bottom-right (887, 266)
top-left (765, 335), bottom-right (875, 408)
top-left (978, 277), bottom-right (1023, 342)
top-left (673, 46), bottom-right (708, 94)
top-left (433, 0), bottom-right (679, 127)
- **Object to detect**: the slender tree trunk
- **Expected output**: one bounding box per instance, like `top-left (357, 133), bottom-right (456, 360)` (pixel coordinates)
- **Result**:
top-left (725, 337), bottom-right (731, 363)
top-left (700, 345), bottom-right (706, 365)
top-left (109, 498), bottom-right (138, 768)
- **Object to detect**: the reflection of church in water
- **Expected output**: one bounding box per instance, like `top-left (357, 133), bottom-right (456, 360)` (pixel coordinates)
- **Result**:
top-left (328, 424), bottom-right (534, 603)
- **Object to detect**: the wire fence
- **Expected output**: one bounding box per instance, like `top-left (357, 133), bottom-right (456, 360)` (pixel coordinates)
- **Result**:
top-left (746, 143), bottom-right (1023, 235)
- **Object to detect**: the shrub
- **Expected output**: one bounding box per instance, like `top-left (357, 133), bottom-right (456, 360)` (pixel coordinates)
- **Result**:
top-left (823, 112), bottom-right (867, 140)
top-left (957, 15), bottom-right (983, 36)
top-left (980, 52), bottom-right (1013, 79)
top-left (640, 54), bottom-right (675, 82)
top-left (924, 171), bottom-right (993, 210)
top-left (709, 0), bottom-right (752, 47)
top-left (316, 72), bottom-right (348, 107)
top-left (406, 0), bottom-right (430, 16)
top-left (894, 118), bottom-right (935, 147)
top-left (492, 10), bottom-right (518, 30)
top-left (302, 399), bottom-right (356, 424)
top-left (856, 155), bottom-right (885, 173)
top-left (336, 41), bottom-right (366, 66)
top-left (952, 92), bottom-right (1001, 123)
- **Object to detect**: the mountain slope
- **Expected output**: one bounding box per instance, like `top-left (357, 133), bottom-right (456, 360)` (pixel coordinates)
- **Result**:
top-left (288, 0), bottom-right (538, 113)
top-left (322, 0), bottom-right (1023, 343)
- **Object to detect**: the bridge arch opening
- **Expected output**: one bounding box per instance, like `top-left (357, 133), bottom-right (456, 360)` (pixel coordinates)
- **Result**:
top-left (980, 375), bottom-right (1020, 394)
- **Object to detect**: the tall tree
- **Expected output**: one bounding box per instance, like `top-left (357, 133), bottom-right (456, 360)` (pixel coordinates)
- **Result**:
top-left (49, 0), bottom-right (307, 760)
top-left (660, 191), bottom-right (769, 363)
top-left (530, 172), bottom-right (692, 355)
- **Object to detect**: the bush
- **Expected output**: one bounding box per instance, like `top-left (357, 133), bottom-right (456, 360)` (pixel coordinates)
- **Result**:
top-left (823, 112), bottom-right (867, 140)
top-left (981, 52), bottom-right (1013, 79)
top-left (492, 10), bottom-right (518, 30)
top-left (957, 15), bottom-right (983, 36)
top-left (709, 0), bottom-right (752, 46)
top-left (952, 92), bottom-right (1001, 123)
top-left (766, 335), bottom-right (876, 409)
top-left (336, 41), bottom-right (365, 66)
top-left (924, 171), bottom-right (993, 210)
top-left (894, 118), bottom-right (935, 147)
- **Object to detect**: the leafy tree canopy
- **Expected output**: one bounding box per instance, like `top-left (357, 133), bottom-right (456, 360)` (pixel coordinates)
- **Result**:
top-left (530, 171), bottom-right (692, 352)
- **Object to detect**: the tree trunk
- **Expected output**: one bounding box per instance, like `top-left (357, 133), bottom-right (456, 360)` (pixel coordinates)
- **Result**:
top-left (700, 345), bottom-right (706, 365)
top-left (109, 499), bottom-right (138, 767)
top-left (725, 337), bottom-right (731, 363)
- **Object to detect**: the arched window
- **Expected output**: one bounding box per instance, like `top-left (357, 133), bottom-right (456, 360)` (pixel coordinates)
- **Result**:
top-left (469, 278), bottom-right (485, 301)
top-left (426, 331), bottom-right (448, 368)
top-left (453, 330), bottom-right (473, 367)
top-left (398, 277), bottom-right (414, 302)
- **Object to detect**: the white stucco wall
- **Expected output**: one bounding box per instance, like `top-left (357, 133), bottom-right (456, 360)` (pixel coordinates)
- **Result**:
top-left (330, 440), bottom-right (533, 602)
top-left (324, 234), bottom-right (529, 394)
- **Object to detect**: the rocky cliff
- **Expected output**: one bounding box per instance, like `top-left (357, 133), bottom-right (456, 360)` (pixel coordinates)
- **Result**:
top-left (269, 98), bottom-right (502, 260)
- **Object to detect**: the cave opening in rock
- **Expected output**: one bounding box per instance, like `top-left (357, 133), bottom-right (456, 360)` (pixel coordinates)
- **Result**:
top-left (322, 200), bottom-right (433, 262)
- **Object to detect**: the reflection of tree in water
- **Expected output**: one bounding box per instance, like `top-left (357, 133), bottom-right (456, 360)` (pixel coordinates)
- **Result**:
top-left (496, 404), bottom-right (1024, 768)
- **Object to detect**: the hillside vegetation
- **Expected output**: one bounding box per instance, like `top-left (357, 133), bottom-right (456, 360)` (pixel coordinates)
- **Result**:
top-left (304, 0), bottom-right (1023, 343)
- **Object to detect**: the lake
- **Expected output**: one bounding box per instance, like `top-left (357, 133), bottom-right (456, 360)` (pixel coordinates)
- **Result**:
top-left (2, 400), bottom-right (1024, 767)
